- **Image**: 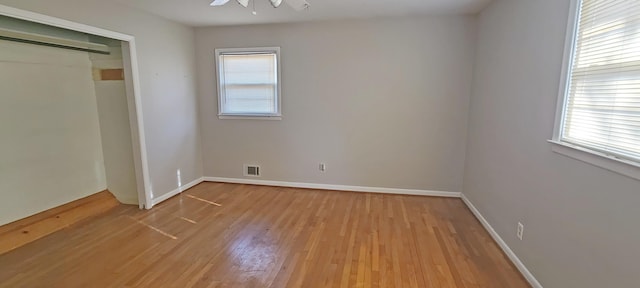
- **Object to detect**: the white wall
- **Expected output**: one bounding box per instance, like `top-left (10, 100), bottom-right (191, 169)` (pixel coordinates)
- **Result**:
top-left (196, 16), bottom-right (476, 192)
top-left (91, 47), bottom-right (138, 205)
top-left (0, 0), bottom-right (203, 202)
top-left (464, 0), bottom-right (640, 287)
top-left (0, 41), bottom-right (106, 225)
top-left (94, 81), bottom-right (138, 204)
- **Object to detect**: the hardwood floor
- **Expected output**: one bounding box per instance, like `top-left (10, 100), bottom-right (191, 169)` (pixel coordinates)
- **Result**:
top-left (0, 182), bottom-right (530, 287)
top-left (0, 190), bottom-right (119, 255)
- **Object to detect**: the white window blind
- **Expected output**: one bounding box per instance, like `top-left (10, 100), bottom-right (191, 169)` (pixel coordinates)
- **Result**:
top-left (216, 48), bottom-right (280, 117)
top-left (562, 0), bottom-right (640, 161)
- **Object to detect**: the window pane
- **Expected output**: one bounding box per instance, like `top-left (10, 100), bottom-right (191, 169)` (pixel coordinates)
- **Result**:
top-left (223, 84), bottom-right (276, 114)
top-left (222, 54), bottom-right (276, 85)
top-left (562, 0), bottom-right (640, 160)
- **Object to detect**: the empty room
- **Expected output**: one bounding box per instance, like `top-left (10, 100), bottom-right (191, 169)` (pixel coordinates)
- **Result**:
top-left (0, 0), bottom-right (638, 287)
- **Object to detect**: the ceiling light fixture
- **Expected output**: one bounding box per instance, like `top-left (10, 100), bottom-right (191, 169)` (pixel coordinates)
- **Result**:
top-left (237, 0), bottom-right (249, 8)
top-left (210, 0), bottom-right (309, 11)
top-left (269, 0), bottom-right (283, 8)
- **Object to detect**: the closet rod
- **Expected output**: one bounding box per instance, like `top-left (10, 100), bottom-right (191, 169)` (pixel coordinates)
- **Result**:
top-left (0, 27), bottom-right (110, 54)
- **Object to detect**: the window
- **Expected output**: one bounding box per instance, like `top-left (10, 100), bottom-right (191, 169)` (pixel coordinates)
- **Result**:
top-left (553, 0), bottom-right (640, 178)
top-left (215, 47), bottom-right (281, 119)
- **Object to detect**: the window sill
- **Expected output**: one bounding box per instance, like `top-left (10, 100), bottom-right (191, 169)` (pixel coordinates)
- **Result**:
top-left (548, 140), bottom-right (640, 181)
top-left (218, 114), bottom-right (282, 120)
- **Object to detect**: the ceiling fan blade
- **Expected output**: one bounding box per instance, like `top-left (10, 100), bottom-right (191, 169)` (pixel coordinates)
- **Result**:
top-left (270, 0), bottom-right (283, 8)
top-left (284, 0), bottom-right (310, 11)
top-left (210, 0), bottom-right (230, 6)
top-left (236, 0), bottom-right (249, 8)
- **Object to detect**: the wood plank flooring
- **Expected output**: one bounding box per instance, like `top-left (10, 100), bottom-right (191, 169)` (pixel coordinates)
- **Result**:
top-left (0, 182), bottom-right (530, 288)
top-left (0, 190), bottom-right (119, 255)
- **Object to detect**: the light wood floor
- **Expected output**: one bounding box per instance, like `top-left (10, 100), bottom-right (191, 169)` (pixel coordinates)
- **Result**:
top-left (0, 190), bottom-right (119, 255)
top-left (0, 182), bottom-right (530, 288)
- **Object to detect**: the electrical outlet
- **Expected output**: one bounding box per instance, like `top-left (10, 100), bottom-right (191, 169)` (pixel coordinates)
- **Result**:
top-left (319, 163), bottom-right (326, 172)
top-left (517, 222), bottom-right (524, 240)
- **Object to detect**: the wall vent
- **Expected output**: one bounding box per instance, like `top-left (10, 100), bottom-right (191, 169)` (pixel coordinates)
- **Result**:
top-left (244, 165), bottom-right (260, 177)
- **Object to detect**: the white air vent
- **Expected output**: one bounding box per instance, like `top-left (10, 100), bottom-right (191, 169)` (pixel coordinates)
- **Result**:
top-left (244, 165), bottom-right (260, 177)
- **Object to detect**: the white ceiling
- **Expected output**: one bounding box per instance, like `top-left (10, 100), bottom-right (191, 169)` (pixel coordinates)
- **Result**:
top-left (116, 0), bottom-right (492, 27)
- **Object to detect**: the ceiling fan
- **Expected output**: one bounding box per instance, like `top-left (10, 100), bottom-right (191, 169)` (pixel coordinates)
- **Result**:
top-left (210, 0), bottom-right (310, 11)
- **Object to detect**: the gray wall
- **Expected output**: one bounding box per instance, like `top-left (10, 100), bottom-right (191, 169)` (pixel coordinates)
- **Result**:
top-left (464, 0), bottom-right (640, 287)
top-left (0, 0), bottom-right (204, 202)
top-left (196, 16), bottom-right (476, 192)
top-left (91, 47), bottom-right (139, 205)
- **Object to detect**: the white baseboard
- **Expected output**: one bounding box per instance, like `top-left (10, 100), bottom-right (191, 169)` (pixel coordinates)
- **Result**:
top-left (202, 177), bottom-right (461, 198)
top-left (461, 194), bottom-right (543, 288)
top-left (149, 177), bottom-right (204, 208)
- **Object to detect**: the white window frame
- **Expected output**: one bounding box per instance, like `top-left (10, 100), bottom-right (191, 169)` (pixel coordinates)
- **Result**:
top-left (215, 47), bottom-right (282, 120)
top-left (550, 0), bottom-right (640, 180)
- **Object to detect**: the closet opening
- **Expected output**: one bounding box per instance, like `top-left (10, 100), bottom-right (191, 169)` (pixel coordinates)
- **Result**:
top-left (0, 7), bottom-right (151, 231)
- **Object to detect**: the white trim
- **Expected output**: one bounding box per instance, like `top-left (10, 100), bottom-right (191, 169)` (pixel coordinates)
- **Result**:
top-left (552, 0), bottom-right (581, 140)
top-left (218, 115), bottom-right (282, 120)
top-left (0, 4), bottom-right (152, 209)
top-left (202, 177), bottom-right (461, 198)
top-left (461, 194), bottom-right (543, 288)
top-left (121, 41), bottom-right (152, 209)
top-left (549, 140), bottom-right (640, 181)
top-left (123, 40), bottom-right (153, 209)
top-left (149, 177), bottom-right (204, 208)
